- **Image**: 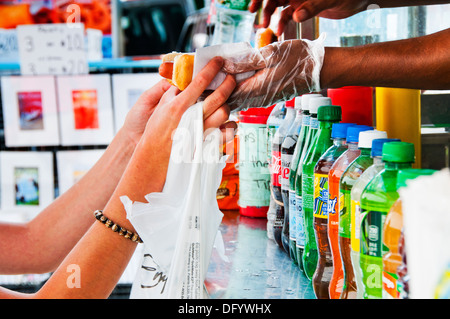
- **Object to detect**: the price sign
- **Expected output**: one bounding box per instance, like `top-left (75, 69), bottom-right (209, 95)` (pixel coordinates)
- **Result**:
top-left (17, 23), bottom-right (88, 75)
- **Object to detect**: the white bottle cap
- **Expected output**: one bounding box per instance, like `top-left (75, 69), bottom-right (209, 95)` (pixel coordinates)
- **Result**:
top-left (295, 96), bottom-right (302, 110)
top-left (358, 130), bottom-right (388, 148)
top-left (300, 93), bottom-right (322, 112)
top-left (309, 97), bottom-right (332, 114)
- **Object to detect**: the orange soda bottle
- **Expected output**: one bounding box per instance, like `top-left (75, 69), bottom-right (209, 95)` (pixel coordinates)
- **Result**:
top-left (382, 168), bottom-right (436, 299)
top-left (327, 125), bottom-right (373, 299)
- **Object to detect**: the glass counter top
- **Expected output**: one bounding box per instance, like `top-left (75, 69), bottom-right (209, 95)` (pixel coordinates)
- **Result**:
top-left (205, 210), bottom-right (316, 299)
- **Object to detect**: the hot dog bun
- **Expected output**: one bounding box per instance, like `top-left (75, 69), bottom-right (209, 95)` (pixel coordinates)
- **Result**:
top-left (159, 52), bottom-right (195, 91)
top-left (255, 27), bottom-right (277, 49)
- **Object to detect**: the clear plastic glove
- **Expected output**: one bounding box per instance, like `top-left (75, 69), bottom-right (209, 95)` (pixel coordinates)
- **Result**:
top-left (223, 34), bottom-right (326, 111)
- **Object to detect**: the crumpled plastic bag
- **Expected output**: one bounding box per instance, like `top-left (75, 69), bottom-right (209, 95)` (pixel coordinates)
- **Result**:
top-left (121, 101), bottom-right (228, 299)
top-left (223, 33), bottom-right (326, 111)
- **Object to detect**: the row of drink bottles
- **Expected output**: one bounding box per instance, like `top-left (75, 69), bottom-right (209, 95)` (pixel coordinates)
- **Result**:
top-left (265, 93), bottom-right (436, 299)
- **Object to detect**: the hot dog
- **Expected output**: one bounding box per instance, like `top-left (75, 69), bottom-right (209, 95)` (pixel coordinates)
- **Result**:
top-left (159, 52), bottom-right (195, 91)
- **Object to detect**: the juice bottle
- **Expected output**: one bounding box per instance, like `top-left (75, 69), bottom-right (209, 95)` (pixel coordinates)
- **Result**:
top-left (292, 93), bottom-right (323, 271)
top-left (382, 168), bottom-right (436, 299)
top-left (338, 129), bottom-right (387, 299)
top-left (359, 141), bottom-right (415, 299)
top-left (281, 98), bottom-right (302, 256)
top-left (266, 103), bottom-right (286, 240)
top-left (301, 99), bottom-right (339, 280)
top-left (350, 138), bottom-right (400, 298)
top-left (311, 122), bottom-right (353, 297)
top-left (310, 104), bottom-right (343, 293)
top-left (396, 227), bottom-right (409, 298)
top-left (327, 125), bottom-right (373, 298)
top-left (272, 102), bottom-right (295, 250)
top-left (285, 96), bottom-right (305, 264)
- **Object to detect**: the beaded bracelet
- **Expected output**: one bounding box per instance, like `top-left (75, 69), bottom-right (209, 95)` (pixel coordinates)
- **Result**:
top-left (94, 210), bottom-right (143, 243)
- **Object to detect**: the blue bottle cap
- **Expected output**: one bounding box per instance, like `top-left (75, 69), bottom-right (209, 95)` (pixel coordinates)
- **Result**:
top-left (371, 138), bottom-right (401, 157)
top-left (346, 125), bottom-right (373, 143)
top-left (331, 123), bottom-right (356, 139)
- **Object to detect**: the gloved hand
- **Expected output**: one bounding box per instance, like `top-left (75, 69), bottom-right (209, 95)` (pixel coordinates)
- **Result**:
top-left (223, 34), bottom-right (326, 111)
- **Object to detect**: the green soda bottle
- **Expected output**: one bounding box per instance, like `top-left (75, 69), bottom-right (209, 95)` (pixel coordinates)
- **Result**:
top-left (338, 129), bottom-right (387, 299)
top-left (359, 141), bottom-right (415, 299)
top-left (292, 94), bottom-right (322, 270)
top-left (350, 138), bottom-right (400, 299)
top-left (302, 100), bottom-right (341, 280)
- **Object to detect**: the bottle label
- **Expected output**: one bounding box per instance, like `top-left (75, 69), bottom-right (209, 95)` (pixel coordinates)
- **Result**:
top-left (302, 173), bottom-right (314, 212)
top-left (351, 200), bottom-right (361, 252)
top-left (281, 153), bottom-right (293, 191)
top-left (302, 115), bottom-right (310, 126)
top-left (338, 189), bottom-right (351, 238)
top-left (274, 209), bottom-right (283, 227)
top-left (271, 150), bottom-right (282, 187)
top-left (313, 173), bottom-right (329, 219)
top-left (360, 253), bottom-right (383, 299)
top-left (289, 190), bottom-right (297, 240)
top-left (310, 117), bottom-right (319, 130)
top-left (359, 209), bottom-right (387, 299)
top-left (382, 271), bottom-right (400, 299)
top-left (267, 125), bottom-right (278, 164)
top-left (295, 194), bottom-right (305, 247)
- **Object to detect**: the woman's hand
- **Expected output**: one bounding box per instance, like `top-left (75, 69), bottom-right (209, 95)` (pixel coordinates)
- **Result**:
top-left (116, 57), bottom-right (237, 204)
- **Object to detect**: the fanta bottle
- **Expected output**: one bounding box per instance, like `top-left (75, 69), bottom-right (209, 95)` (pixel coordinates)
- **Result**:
top-left (327, 125), bottom-right (373, 298)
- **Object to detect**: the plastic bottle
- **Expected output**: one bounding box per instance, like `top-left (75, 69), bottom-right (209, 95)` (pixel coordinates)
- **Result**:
top-left (359, 141), bottom-right (415, 299)
top-left (311, 122), bottom-right (353, 298)
top-left (272, 101), bottom-right (295, 250)
top-left (382, 168), bottom-right (436, 299)
top-left (338, 129), bottom-right (388, 299)
top-left (292, 93), bottom-right (322, 270)
top-left (397, 227), bottom-right (409, 298)
top-left (281, 98), bottom-right (300, 254)
top-left (350, 138), bottom-right (400, 299)
top-left (266, 103), bottom-right (285, 240)
top-left (327, 125), bottom-right (373, 298)
top-left (301, 97), bottom-right (337, 280)
top-left (211, 0), bottom-right (256, 45)
top-left (281, 97), bottom-right (303, 262)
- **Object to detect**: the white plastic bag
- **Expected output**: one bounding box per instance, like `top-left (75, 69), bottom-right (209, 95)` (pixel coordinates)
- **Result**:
top-left (400, 168), bottom-right (450, 299)
top-left (121, 102), bottom-right (227, 299)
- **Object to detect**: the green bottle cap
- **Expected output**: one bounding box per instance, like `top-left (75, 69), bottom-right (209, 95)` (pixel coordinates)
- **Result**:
top-left (317, 105), bottom-right (342, 121)
top-left (382, 141), bottom-right (415, 163)
top-left (397, 168), bottom-right (437, 189)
